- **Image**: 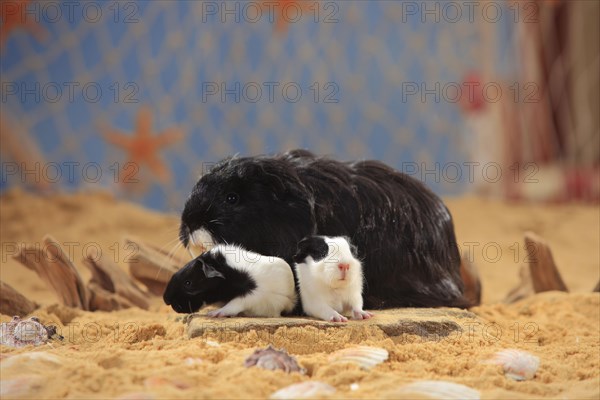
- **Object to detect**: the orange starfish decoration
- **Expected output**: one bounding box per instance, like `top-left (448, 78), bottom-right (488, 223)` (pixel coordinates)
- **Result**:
top-left (101, 106), bottom-right (184, 185)
top-left (0, 0), bottom-right (47, 50)
top-left (261, 0), bottom-right (321, 33)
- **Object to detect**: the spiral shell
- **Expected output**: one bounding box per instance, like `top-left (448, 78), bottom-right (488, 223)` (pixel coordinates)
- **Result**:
top-left (270, 381), bottom-right (336, 399)
top-left (0, 316), bottom-right (54, 348)
top-left (244, 345), bottom-right (305, 374)
top-left (487, 349), bottom-right (539, 381)
top-left (395, 380), bottom-right (480, 400)
top-left (329, 346), bottom-right (389, 369)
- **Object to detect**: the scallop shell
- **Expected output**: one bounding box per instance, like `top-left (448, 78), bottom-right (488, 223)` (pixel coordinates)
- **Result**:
top-left (0, 316), bottom-right (59, 348)
top-left (395, 380), bottom-right (480, 400)
top-left (270, 381), bottom-right (336, 399)
top-left (0, 375), bottom-right (44, 397)
top-left (245, 345), bottom-right (306, 374)
top-left (486, 349), bottom-right (539, 381)
top-left (0, 352), bottom-right (63, 372)
top-left (329, 346), bottom-right (389, 369)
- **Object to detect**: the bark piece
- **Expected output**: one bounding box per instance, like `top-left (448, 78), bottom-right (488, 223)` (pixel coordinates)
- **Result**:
top-left (87, 282), bottom-right (136, 311)
top-left (524, 231), bottom-right (568, 293)
top-left (504, 232), bottom-right (568, 303)
top-left (13, 236), bottom-right (89, 310)
top-left (125, 237), bottom-right (183, 296)
top-left (82, 256), bottom-right (149, 310)
top-left (460, 254), bottom-right (481, 306)
top-left (0, 281), bottom-right (37, 316)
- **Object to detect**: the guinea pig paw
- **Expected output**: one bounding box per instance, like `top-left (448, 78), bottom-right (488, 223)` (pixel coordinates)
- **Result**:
top-left (329, 313), bottom-right (348, 323)
top-left (352, 310), bottom-right (374, 320)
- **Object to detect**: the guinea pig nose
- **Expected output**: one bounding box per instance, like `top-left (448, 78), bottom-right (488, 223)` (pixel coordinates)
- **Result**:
top-left (338, 263), bottom-right (350, 272)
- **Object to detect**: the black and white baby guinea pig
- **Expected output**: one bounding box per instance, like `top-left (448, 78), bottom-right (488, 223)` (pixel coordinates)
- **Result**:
top-left (293, 236), bottom-right (373, 322)
top-left (163, 244), bottom-right (297, 317)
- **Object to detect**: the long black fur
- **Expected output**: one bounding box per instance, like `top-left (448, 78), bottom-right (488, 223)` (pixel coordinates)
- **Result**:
top-left (178, 149), bottom-right (467, 309)
top-left (163, 249), bottom-right (257, 313)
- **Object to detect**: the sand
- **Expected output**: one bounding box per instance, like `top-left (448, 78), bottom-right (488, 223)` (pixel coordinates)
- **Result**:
top-left (0, 188), bottom-right (598, 399)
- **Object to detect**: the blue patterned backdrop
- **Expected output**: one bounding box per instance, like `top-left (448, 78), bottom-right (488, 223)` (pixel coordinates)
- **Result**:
top-left (0, 1), bottom-right (513, 211)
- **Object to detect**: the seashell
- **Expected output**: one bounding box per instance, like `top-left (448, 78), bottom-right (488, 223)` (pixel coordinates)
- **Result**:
top-left (183, 357), bottom-right (203, 366)
top-left (329, 346), bottom-right (389, 369)
top-left (0, 316), bottom-right (60, 348)
top-left (0, 352), bottom-right (63, 372)
top-left (350, 383), bottom-right (360, 391)
top-left (270, 381), bottom-right (336, 399)
top-left (486, 349), bottom-right (539, 381)
top-left (395, 380), bottom-right (480, 400)
top-left (0, 375), bottom-right (44, 397)
top-left (245, 345), bottom-right (305, 374)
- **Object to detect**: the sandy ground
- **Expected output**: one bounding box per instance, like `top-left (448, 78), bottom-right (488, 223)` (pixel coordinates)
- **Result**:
top-left (0, 188), bottom-right (598, 399)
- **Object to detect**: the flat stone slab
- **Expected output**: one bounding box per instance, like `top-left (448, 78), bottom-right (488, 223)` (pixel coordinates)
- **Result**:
top-left (185, 308), bottom-right (481, 343)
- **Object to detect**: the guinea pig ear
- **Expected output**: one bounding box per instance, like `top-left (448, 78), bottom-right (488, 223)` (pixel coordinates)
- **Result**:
top-left (292, 237), bottom-right (312, 264)
top-left (202, 263), bottom-right (225, 279)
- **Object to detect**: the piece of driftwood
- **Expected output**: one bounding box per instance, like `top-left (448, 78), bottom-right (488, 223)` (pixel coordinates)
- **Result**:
top-left (13, 235), bottom-right (89, 310)
top-left (87, 282), bottom-right (136, 311)
top-left (0, 281), bottom-right (37, 316)
top-left (524, 231), bottom-right (568, 293)
top-left (82, 256), bottom-right (150, 310)
top-left (12, 236), bottom-right (155, 311)
top-left (460, 253), bottom-right (481, 307)
top-left (504, 232), bottom-right (568, 303)
top-left (125, 237), bottom-right (183, 296)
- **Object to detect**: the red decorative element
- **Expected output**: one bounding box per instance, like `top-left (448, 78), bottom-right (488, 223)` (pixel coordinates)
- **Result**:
top-left (261, 0), bottom-right (318, 33)
top-left (101, 106), bottom-right (184, 185)
top-left (0, 0), bottom-right (47, 50)
top-left (459, 72), bottom-right (486, 114)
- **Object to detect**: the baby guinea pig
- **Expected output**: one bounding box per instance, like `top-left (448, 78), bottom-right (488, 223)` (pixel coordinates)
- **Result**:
top-left (163, 244), bottom-right (297, 317)
top-left (293, 236), bottom-right (374, 322)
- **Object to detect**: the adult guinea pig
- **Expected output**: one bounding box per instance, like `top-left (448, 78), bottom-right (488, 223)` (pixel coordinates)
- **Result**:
top-left (294, 235), bottom-right (373, 322)
top-left (163, 244), bottom-right (296, 316)
top-left (179, 149), bottom-right (467, 309)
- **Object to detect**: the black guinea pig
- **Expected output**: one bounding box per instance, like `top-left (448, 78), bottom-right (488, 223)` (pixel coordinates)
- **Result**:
top-left (176, 149), bottom-right (467, 309)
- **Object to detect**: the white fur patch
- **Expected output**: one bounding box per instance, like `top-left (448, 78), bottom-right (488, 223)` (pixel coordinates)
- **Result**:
top-left (188, 228), bottom-right (215, 257)
top-left (295, 236), bottom-right (370, 322)
top-left (207, 245), bottom-right (297, 318)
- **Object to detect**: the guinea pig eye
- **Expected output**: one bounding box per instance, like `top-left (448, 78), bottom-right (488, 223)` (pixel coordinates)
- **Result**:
top-left (184, 280), bottom-right (192, 287)
top-left (225, 193), bottom-right (239, 205)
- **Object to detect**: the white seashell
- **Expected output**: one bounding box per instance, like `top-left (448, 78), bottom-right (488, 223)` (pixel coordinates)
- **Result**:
top-left (329, 346), bottom-right (388, 369)
top-left (350, 383), bottom-right (360, 391)
top-left (270, 381), bottom-right (336, 399)
top-left (487, 349), bottom-right (539, 381)
top-left (245, 346), bottom-right (305, 374)
top-left (396, 380), bottom-right (480, 400)
top-left (184, 357), bottom-right (203, 366)
top-left (0, 352), bottom-right (62, 371)
top-left (0, 375), bottom-right (44, 397)
top-left (1, 316), bottom-right (50, 348)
